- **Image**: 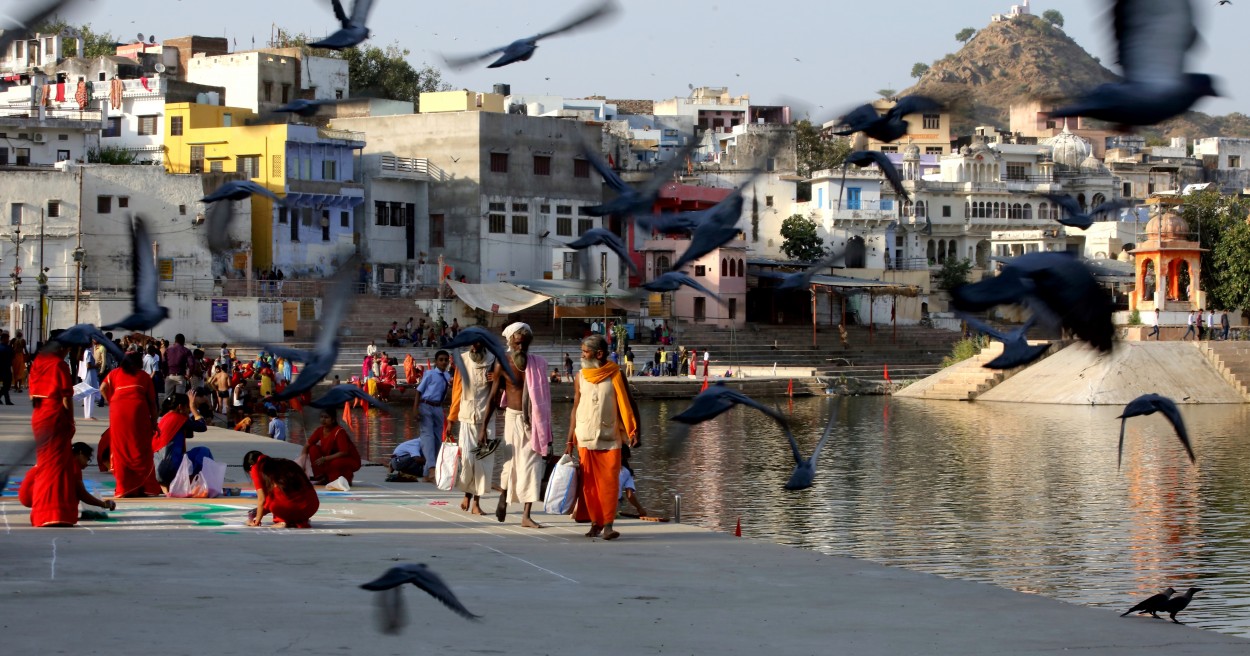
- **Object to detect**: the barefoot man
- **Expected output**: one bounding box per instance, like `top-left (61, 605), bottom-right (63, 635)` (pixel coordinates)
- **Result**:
top-left (567, 335), bottom-right (638, 540)
top-left (480, 323), bottom-right (552, 528)
top-left (446, 341), bottom-right (497, 515)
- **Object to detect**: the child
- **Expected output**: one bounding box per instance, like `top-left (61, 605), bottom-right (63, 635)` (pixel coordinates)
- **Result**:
top-left (267, 408), bottom-right (288, 441)
top-left (618, 445), bottom-right (648, 518)
top-left (385, 436), bottom-right (424, 482)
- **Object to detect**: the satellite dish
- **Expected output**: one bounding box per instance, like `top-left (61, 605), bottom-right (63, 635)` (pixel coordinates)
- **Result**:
top-left (149, 35), bottom-right (156, 44)
top-left (154, 63), bottom-right (166, 73)
top-left (136, 33), bottom-right (144, 43)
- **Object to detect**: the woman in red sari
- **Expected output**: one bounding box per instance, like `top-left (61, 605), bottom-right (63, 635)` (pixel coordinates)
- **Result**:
top-left (25, 344), bottom-right (79, 526)
top-left (99, 351), bottom-right (161, 497)
top-left (301, 410), bottom-right (361, 484)
top-left (242, 450), bottom-right (319, 528)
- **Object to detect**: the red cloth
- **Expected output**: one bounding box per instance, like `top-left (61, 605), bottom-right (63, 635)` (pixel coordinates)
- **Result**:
top-left (26, 353), bottom-right (78, 526)
top-left (54, 83), bottom-right (65, 102)
top-left (102, 368), bottom-right (161, 497)
top-left (152, 412), bottom-right (188, 453)
top-left (140, 77), bottom-right (150, 92)
top-left (250, 455), bottom-right (319, 528)
top-left (306, 426), bottom-right (361, 483)
top-left (574, 447), bottom-right (622, 526)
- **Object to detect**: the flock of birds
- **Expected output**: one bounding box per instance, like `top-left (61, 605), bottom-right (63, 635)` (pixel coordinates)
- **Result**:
top-left (0, 0), bottom-right (1231, 634)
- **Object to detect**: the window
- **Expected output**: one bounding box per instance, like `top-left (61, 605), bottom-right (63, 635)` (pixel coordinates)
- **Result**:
top-left (301, 208), bottom-right (313, 227)
top-left (222, 113), bottom-right (232, 127)
top-left (118, 196), bottom-right (129, 209)
top-left (179, 205), bottom-right (187, 215)
top-left (103, 117), bottom-right (121, 138)
top-left (272, 154), bottom-right (283, 178)
top-left (56, 149), bottom-right (70, 162)
top-left (540, 204), bottom-right (551, 214)
top-left (533, 155), bottom-right (551, 176)
top-left (97, 196), bottom-right (111, 213)
top-left (340, 211), bottom-right (349, 228)
top-left (577, 218), bottom-right (593, 235)
top-left (556, 205), bottom-right (572, 215)
top-left (57, 133), bottom-right (68, 141)
top-left (942, 205), bottom-right (951, 217)
top-left (15, 148), bottom-right (29, 166)
top-left (926, 146), bottom-right (944, 155)
top-left (694, 265), bottom-right (706, 277)
top-left (573, 159), bottom-right (590, 178)
top-left (1123, 182), bottom-right (1133, 197)
top-left (512, 203), bottom-right (528, 213)
top-left (880, 146), bottom-right (898, 153)
top-left (190, 145), bottom-right (204, 173)
top-left (322, 210), bottom-right (331, 241)
top-left (170, 116), bottom-right (183, 136)
top-left (1006, 164), bottom-right (1026, 180)
top-left (10, 203), bottom-right (20, 225)
top-left (238, 155), bottom-right (260, 179)
top-left (922, 114), bottom-right (941, 130)
top-left (0, 148), bottom-right (7, 165)
top-left (263, 81), bottom-right (273, 102)
top-left (556, 217), bottom-right (572, 236)
top-left (488, 214), bottom-right (506, 233)
top-left (1230, 155), bottom-right (1242, 168)
top-left (390, 202), bottom-right (404, 227)
top-left (281, 84), bottom-right (291, 104)
top-left (765, 196), bottom-right (774, 207)
top-left (301, 158), bottom-right (311, 180)
top-left (765, 157), bottom-right (776, 172)
top-left (488, 202), bottom-right (506, 212)
top-left (47, 201), bottom-right (59, 217)
top-left (278, 208), bottom-right (289, 224)
top-left (291, 210), bottom-right (300, 242)
top-left (374, 201), bottom-right (390, 226)
top-left (138, 115), bottom-right (158, 136)
top-left (209, 160), bottom-right (225, 173)
top-left (881, 199), bottom-right (893, 211)
top-left (430, 214), bottom-right (445, 248)
top-left (322, 160), bottom-right (336, 180)
top-left (490, 152), bottom-right (509, 173)
top-left (335, 89), bottom-right (344, 100)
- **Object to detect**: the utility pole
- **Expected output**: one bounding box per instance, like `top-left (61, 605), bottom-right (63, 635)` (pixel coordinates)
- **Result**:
top-left (73, 164), bottom-right (84, 324)
top-left (37, 208), bottom-right (45, 342)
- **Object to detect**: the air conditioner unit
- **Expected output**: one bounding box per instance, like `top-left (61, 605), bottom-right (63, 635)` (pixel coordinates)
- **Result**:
top-left (32, 133), bottom-right (46, 143)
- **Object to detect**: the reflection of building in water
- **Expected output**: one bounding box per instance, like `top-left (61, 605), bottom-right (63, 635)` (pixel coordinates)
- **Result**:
top-left (1122, 434), bottom-right (1204, 583)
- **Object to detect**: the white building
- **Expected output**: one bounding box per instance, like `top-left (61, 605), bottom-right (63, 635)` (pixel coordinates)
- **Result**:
top-left (185, 48), bottom-right (349, 114)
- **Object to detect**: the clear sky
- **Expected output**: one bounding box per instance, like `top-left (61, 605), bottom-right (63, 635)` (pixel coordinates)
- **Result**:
top-left (21, 0), bottom-right (1247, 118)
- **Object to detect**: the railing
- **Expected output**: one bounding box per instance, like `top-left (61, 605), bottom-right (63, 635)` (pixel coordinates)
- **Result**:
top-left (888, 257), bottom-right (930, 271)
top-left (317, 127), bottom-right (366, 144)
top-left (378, 155), bottom-right (445, 182)
top-left (0, 105), bottom-right (101, 122)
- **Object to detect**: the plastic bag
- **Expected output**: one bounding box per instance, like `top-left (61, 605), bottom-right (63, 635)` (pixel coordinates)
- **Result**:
top-left (188, 472), bottom-right (210, 498)
top-left (72, 382), bottom-right (99, 402)
top-left (325, 476), bottom-right (351, 491)
top-left (435, 443), bottom-right (460, 491)
top-left (167, 457), bottom-right (194, 498)
top-left (543, 454), bottom-right (579, 515)
top-left (198, 456), bottom-right (227, 498)
top-left (295, 454), bottom-right (314, 478)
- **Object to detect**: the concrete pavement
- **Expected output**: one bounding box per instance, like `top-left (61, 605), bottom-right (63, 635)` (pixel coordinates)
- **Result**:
top-left (1, 398), bottom-right (1246, 655)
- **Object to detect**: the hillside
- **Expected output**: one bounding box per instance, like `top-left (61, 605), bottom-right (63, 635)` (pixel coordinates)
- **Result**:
top-left (899, 14), bottom-right (1250, 140)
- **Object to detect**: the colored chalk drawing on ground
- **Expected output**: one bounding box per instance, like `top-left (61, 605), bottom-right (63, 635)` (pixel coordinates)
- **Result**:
top-left (182, 505), bottom-right (241, 526)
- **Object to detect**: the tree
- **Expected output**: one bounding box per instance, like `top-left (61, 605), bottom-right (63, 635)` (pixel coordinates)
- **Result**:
top-left (1180, 189), bottom-right (1250, 309)
top-left (794, 119), bottom-right (851, 178)
top-left (875, 88), bottom-right (896, 99)
top-left (956, 28), bottom-right (977, 44)
top-left (936, 257), bottom-right (974, 291)
top-left (910, 62), bottom-right (930, 79)
top-left (1042, 9), bottom-right (1064, 28)
top-left (780, 214), bottom-right (826, 262)
top-left (31, 20), bottom-right (120, 58)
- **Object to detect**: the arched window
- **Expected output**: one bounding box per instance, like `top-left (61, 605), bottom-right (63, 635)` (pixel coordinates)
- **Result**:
top-left (1039, 202), bottom-right (1050, 221)
top-left (927, 239), bottom-right (936, 262)
top-left (903, 200), bottom-right (913, 216)
top-left (1023, 203), bottom-right (1033, 221)
top-left (937, 239), bottom-right (947, 264)
top-left (948, 240), bottom-right (957, 261)
top-left (916, 201), bottom-right (927, 218)
top-left (656, 255), bottom-right (671, 273)
top-left (737, 258), bottom-right (744, 277)
top-left (1012, 203), bottom-right (1023, 219)
top-left (721, 258), bottom-right (728, 276)
top-left (993, 203), bottom-right (1002, 219)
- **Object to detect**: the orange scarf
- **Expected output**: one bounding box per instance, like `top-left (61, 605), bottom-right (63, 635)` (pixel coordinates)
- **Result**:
top-left (581, 362), bottom-right (637, 440)
top-left (443, 367), bottom-right (463, 441)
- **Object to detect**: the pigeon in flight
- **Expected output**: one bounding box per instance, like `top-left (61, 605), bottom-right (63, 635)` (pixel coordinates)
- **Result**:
top-left (666, 187), bottom-right (748, 272)
top-left (1117, 393), bottom-right (1194, 468)
top-left (672, 384), bottom-right (792, 445)
top-left (567, 228), bottom-right (638, 276)
top-left (269, 258), bottom-right (357, 401)
top-left (272, 98), bottom-right (342, 118)
top-left (101, 215), bottom-right (170, 333)
top-left (1050, 0), bottom-right (1219, 127)
top-left (309, 385), bottom-right (392, 413)
top-left (843, 150), bottom-right (909, 200)
top-left (361, 564), bottom-right (480, 634)
top-left (1121, 587), bottom-right (1176, 618)
top-left (444, 0), bottom-right (617, 69)
top-left (776, 250), bottom-right (843, 292)
top-left (309, 0), bottom-right (375, 50)
top-left (833, 95), bottom-right (943, 143)
top-left (1043, 194), bottom-right (1130, 230)
top-left (50, 324), bottom-right (125, 363)
top-left (581, 130), bottom-right (703, 220)
top-left (202, 180), bottom-right (285, 254)
top-left (641, 272), bottom-right (725, 304)
top-left (957, 313), bottom-right (1050, 370)
top-left (636, 212), bottom-right (702, 236)
top-left (952, 252), bottom-right (1115, 354)
top-left (0, 0), bottom-right (79, 56)
top-left (442, 327), bottom-right (519, 386)
top-left (782, 407), bottom-right (838, 491)
top-left (1160, 587), bottom-right (1203, 624)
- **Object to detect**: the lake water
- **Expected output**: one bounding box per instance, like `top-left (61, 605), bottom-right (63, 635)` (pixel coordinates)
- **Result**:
top-left (272, 394), bottom-right (1250, 638)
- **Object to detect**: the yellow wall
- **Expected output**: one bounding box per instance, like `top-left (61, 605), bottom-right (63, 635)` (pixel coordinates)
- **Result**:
top-left (164, 103), bottom-right (287, 268)
top-left (419, 90), bottom-right (505, 114)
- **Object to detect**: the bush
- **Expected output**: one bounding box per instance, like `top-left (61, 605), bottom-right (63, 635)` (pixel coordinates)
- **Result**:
top-left (87, 145), bottom-right (137, 165)
top-left (936, 257), bottom-right (974, 291)
top-left (941, 337), bottom-right (984, 368)
top-left (1128, 309), bottom-right (1141, 326)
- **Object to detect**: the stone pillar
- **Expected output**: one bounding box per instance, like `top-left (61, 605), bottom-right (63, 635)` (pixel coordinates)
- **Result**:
top-left (1155, 254), bottom-right (1165, 308)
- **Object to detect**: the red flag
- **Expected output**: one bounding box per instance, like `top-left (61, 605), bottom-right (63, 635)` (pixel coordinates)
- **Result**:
top-left (734, 517), bottom-right (742, 537)
top-left (883, 364), bottom-right (891, 382)
top-left (700, 375), bottom-right (709, 392)
top-left (442, 265), bottom-right (453, 280)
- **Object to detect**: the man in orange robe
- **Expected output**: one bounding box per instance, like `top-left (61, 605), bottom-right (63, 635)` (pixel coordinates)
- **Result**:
top-left (567, 334), bottom-right (638, 541)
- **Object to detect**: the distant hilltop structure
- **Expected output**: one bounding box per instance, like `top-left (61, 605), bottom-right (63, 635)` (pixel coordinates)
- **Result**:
top-left (992, 0), bottom-right (1031, 22)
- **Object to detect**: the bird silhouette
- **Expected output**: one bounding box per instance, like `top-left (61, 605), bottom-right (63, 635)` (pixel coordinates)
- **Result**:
top-left (776, 250), bottom-right (844, 291)
top-left (843, 150), bottom-right (909, 200)
top-left (671, 384), bottom-right (792, 458)
top-left (442, 327), bottom-right (519, 386)
top-left (1117, 393), bottom-right (1194, 468)
top-left (101, 215), bottom-right (170, 332)
top-left (833, 95), bottom-right (943, 143)
top-left (1050, 0), bottom-right (1218, 127)
top-left (269, 258), bottom-right (357, 401)
top-left (0, 1), bottom-right (79, 56)
top-left (309, 384), bottom-right (392, 413)
top-left (581, 130), bottom-right (703, 219)
top-left (1043, 194), bottom-right (1130, 230)
top-left (952, 252), bottom-right (1115, 354)
top-left (567, 228), bottom-right (638, 275)
top-left (272, 98), bottom-right (342, 118)
top-left (957, 313), bottom-right (1051, 370)
top-left (636, 212), bottom-right (702, 236)
top-left (443, 0), bottom-right (617, 69)
top-left (640, 271), bottom-right (726, 305)
top-left (361, 564), bottom-right (480, 634)
top-left (783, 407), bottom-right (838, 491)
top-left (50, 324), bottom-right (125, 363)
top-left (309, 0), bottom-right (375, 50)
top-left (202, 180), bottom-right (285, 254)
top-left (1121, 587), bottom-right (1176, 618)
top-left (1161, 587), bottom-right (1203, 624)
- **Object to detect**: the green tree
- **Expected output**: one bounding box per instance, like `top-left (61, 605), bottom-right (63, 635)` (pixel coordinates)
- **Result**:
top-left (794, 119), bottom-right (851, 178)
top-left (910, 62), bottom-right (930, 79)
top-left (780, 214), bottom-right (825, 262)
top-left (1180, 189), bottom-right (1250, 309)
top-left (936, 257), bottom-right (973, 291)
top-left (1042, 9), bottom-right (1064, 28)
top-left (876, 88), bottom-right (896, 99)
top-left (956, 28), bottom-right (977, 44)
top-left (31, 20), bottom-right (120, 58)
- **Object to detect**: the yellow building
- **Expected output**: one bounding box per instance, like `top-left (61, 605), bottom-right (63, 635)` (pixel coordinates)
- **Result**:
top-left (829, 99), bottom-right (953, 156)
top-left (418, 90), bottom-right (505, 114)
top-left (164, 102), bottom-right (365, 272)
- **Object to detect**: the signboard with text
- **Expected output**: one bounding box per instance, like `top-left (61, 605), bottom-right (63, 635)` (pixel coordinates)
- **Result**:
top-left (211, 299), bottom-right (228, 323)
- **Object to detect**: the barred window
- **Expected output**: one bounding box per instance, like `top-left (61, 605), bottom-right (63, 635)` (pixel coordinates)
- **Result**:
top-left (556, 217), bottom-right (572, 236)
top-left (490, 152), bottom-right (508, 173)
top-left (488, 214), bottom-right (506, 233)
top-left (577, 218), bottom-right (593, 235)
top-left (488, 202), bottom-right (506, 212)
top-left (533, 155), bottom-right (551, 176)
top-left (512, 215), bottom-right (528, 235)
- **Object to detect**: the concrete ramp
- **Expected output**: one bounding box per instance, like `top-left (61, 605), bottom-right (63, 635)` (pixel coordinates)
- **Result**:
top-left (977, 341), bottom-right (1245, 405)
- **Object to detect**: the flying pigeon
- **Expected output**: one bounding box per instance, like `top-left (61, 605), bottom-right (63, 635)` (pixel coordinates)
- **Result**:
top-left (309, 0), bottom-right (375, 50)
top-left (361, 564), bottom-right (480, 634)
top-left (1049, 0), bottom-right (1219, 127)
top-left (833, 95), bottom-right (944, 143)
top-left (776, 250), bottom-right (843, 291)
top-left (443, 0), bottom-right (617, 69)
top-left (442, 327), bottom-right (519, 386)
top-left (581, 130), bottom-right (703, 219)
top-left (1043, 194), bottom-right (1130, 230)
top-left (567, 228), bottom-right (638, 275)
top-left (49, 324), bottom-right (125, 363)
top-left (783, 407), bottom-right (838, 491)
top-left (0, 1), bottom-right (80, 56)
top-left (269, 258), bottom-right (357, 401)
top-left (202, 180), bottom-right (285, 253)
top-left (956, 313), bottom-right (1051, 370)
top-left (1117, 393), bottom-right (1194, 468)
top-left (101, 215), bottom-right (170, 332)
top-left (641, 271), bottom-right (726, 305)
top-left (843, 150), bottom-right (909, 200)
top-left (309, 385), bottom-right (392, 413)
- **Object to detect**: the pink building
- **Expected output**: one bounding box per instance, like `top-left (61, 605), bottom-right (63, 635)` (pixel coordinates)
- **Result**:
top-left (641, 235), bottom-right (747, 328)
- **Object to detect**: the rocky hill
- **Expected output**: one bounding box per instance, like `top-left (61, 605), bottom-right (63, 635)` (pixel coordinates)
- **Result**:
top-left (899, 14), bottom-right (1249, 140)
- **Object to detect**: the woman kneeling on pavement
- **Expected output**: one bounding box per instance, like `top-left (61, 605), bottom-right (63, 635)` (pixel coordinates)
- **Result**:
top-left (243, 450), bottom-right (319, 528)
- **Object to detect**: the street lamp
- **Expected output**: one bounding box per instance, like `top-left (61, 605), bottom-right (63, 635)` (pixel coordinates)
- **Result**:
top-left (72, 244), bottom-right (85, 324)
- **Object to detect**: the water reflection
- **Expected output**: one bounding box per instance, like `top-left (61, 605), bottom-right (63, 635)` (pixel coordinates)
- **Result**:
top-left (253, 396), bottom-right (1250, 637)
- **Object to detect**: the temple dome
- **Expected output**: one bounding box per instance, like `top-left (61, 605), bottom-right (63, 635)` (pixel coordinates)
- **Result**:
top-left (903, 143), bottom-right (920, 161)
top-left (1079, 154), bottom-right (1109, 175)
top-left (1145, 210), bottom-right (1189, 241)
top-left (1043, 126), bottom-right (1092, 169)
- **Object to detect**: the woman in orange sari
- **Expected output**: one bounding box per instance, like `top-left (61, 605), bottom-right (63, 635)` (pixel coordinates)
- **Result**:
top-left (11, 331), bottom-right (27, 392)
top-left (25, 343), bottom-right (79, 526)
top-left (100, 351), bottom-right (161, 497)
top-left (243, 450), bottom-right (320, 528)
top-left (301, 410), bottom-right (361, 484)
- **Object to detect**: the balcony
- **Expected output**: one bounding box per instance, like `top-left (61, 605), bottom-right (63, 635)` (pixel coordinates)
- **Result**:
top-left (375, 155), bottom-right (445, 182)
top-left (0, 104), bottom-right (101, 129)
